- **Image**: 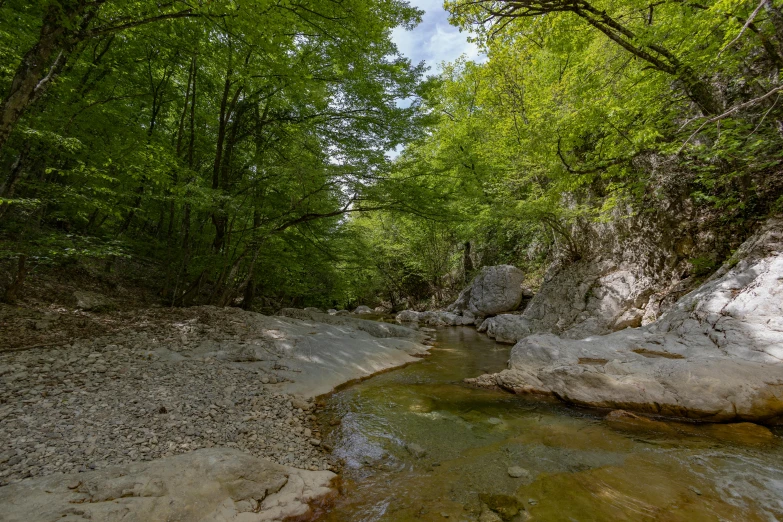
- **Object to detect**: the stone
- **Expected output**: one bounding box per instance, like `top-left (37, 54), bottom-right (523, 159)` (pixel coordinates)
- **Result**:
top-left (478, 493), bottom-right (524, 520)
top-left (479, 509), bottom-right (503, 522)
top-left (478, 315), bottom-right (530, 344)
top-left (0, 448), bottom-right (335, 522)
top-left (448, 265), bottom-right (525, 317)
top-left (507, 466), bottom-right (529, 479)
top-left (354, 305), bottom-right (373, 314)
top-left (467, 218), bottom-right (783, 424)
top-left (291, 397), bottom-right (311, 411)
top-left (73, 291), bottom-right (115, 312)
top-left (406, 443), bottom-right (427, 459)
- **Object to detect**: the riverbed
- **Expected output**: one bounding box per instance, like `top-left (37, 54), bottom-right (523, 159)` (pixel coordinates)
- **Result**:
top-left (316, 326), bottom-right (783, 521)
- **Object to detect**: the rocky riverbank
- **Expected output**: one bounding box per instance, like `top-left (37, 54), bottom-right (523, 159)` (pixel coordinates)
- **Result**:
top-left (467, 218), bottom-right (783, 424)
top-left (0, 304), bottom-right (430, 519)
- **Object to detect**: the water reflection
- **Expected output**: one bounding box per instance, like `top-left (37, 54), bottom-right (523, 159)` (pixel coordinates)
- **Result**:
top-left (318, 327), bottom-right (783, 521)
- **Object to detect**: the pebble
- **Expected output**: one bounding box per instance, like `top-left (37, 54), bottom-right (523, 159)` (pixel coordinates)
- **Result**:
top-left (507, 466), bottom-right (529, 479)
top-left (0, 307), bottom-right (335, 486)
top-left (406, 443), bottom-right (427, 459)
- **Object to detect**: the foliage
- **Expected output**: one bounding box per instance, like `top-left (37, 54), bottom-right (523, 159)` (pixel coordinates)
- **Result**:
top-left (1, 0), bottom-right (782, 309)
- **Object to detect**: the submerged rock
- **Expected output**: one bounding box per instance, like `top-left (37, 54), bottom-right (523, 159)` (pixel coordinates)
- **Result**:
top-left (468, 218), bottom-right (783, 424)
top-left (406, 443), bottom-right (427, 459)
top-left (478, 493), bottom-right (524, 520)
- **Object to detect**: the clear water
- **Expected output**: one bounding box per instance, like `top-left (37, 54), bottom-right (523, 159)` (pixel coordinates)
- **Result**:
top-left (316, 327), bottom-right (783, 522)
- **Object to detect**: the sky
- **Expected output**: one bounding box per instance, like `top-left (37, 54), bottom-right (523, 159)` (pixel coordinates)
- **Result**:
top-left (391, 0), bottom-right (483, 73)
top-left (387, 1), bottom-right (482, 158)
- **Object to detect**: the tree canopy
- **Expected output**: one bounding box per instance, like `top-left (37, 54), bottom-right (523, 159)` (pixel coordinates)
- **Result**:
top-left (1, 0), bottom-right (782, 310)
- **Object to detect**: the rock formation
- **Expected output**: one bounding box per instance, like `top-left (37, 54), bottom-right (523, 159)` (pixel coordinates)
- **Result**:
top-left (467, 218), bottom-right (783, 424)
top-left (396, 265), bottom-right (526, 326)
top-left (0, 448), bottom-right (335, 521)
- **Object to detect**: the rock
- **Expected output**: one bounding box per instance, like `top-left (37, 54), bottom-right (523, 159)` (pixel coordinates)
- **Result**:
top-left (291, 397), bottom-right (312, 411)
top-left (73, 291), bottom-right (115, 312)
top-left (354, 305), bottom-right (373, 314)
top-left (0, 448), bottom-right (336, 522)
top-left (448, 265), bottom-right (525, 317)
top-left (405, 443), bottom-right (427, 459)
top-left (394, 309), bottom-right (474, 327)
top-left (334, 310), bottom-right (351, 316)
top-left (478, 315), bottom-right (531, 344)
top-left (703, 422), bottom-right (777, 446)
top-left (507, 466), bottom-right (529, 479)
top-left (470, 218), bottom-right (783, 424)
top-left (304, 307), bottom-right (324, 313)
top-left (479, 507), bottom-right (504, 522)
top-left (279, 308), bottom-right (427, 343)
top-left (478, 493), bottom-right (524, 520)
top-left (326, 309), bottom-right (338, 315)
top-left (396, 309), bottom-right (420, 323)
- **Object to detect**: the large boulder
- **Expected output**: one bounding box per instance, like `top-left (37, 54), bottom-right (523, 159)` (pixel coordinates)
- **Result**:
top-left (0, 448), bottom-right (336, 521)
top-left (477, 314), bottom-right (531, 343)
top-left (447, 265), bottom-right (525, 318)
top-left (467, 218), bottom-right (783, 424)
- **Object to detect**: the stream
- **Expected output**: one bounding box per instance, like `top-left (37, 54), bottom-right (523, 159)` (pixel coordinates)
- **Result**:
top-left (316, 326), bottom-right (783, 521)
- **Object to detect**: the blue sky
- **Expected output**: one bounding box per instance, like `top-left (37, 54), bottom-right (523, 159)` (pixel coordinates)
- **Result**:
top-left (386, 1), bottom-right (482, 158)
top-left (391, 0), bottom-right (482, 73)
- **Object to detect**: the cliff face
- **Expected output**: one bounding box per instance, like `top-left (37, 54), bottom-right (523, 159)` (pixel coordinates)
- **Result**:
top-left (468, 217), bottom-right (783, 424)
top-left (480, 191), bottom-right (750, 343)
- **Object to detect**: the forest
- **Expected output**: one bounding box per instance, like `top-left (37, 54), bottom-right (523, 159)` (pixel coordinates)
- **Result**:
top-left (1, 0), bottom-right (782, 312)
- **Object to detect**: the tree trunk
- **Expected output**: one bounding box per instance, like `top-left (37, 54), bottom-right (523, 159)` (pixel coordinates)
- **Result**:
top-left (0, 1), bottom-right (87, 156)
top-left (3, 255), bottom-right (27, 304)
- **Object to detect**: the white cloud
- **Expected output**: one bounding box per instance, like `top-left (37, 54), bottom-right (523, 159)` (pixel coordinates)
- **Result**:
top-left (391, 0), bottom-right (484, 73)
top-left (387, 2), bottom-right (484, 159)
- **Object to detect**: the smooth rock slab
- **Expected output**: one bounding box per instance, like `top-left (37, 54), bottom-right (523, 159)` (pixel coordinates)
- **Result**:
top-left (0, 448), bottom-right (335, 522)
top-left (468, 218), bottom-right (783, 424)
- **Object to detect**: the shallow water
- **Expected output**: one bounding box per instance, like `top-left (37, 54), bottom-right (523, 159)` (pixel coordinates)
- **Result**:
top-left (317, 327), bottom-right (783, 521)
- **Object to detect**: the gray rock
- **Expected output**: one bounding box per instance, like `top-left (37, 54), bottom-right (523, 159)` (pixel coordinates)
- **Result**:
top-left (478, 315), bottom-right (531, 344)
top-left (507, 466), bottom-right (529, 479)
top-left (448, 265), bottom-right (525, 317)
top-left (468, 218), bottom-right (783, 424)
top-left (0, 448), bottom-right (335, 522)
top-left (405, 443), bottom-right (427, 459)
top-left (354, 305), bottom-right (373, 314)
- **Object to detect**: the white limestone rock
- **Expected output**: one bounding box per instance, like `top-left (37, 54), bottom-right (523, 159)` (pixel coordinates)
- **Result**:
top-left (467, 218), bottom-right (783, 424)
top-left (0, 448), bottom-right (335, 522)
